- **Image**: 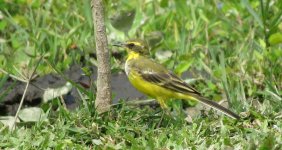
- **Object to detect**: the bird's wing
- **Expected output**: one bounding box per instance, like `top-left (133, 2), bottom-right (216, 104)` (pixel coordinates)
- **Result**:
top-left (132, 57), bottom-right (201, 95)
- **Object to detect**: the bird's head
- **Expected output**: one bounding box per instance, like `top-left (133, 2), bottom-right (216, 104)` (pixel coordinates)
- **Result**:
top-left (113, 39), bottom-right (150, 56)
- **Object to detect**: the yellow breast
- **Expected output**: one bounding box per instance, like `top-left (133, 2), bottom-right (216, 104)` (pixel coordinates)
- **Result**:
top-left (125, 52), bottom-right (186, 100)
top-left (125, 52), bottom-right (140, 76)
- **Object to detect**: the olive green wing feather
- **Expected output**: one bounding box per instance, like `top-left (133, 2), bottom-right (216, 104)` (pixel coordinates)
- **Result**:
top-left (131, 57), bottom-right (200, 95)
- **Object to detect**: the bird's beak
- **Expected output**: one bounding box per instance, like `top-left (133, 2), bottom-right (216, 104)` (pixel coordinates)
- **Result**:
top-left (112, 42), bottom-right (126, 48)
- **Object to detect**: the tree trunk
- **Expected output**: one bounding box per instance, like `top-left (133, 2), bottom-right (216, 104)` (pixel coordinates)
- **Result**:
top-left (91, 0), bottom-right (111, 113)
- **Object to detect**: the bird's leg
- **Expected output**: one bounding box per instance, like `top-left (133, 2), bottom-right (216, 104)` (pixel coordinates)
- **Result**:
top-left (156, 98), bottom-right (169, 128)
top-left (157, 110), bottom-right (165, 128)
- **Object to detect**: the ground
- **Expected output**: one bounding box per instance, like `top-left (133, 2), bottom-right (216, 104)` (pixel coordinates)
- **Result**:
top-left (0, 0), bottom-right (282, 149)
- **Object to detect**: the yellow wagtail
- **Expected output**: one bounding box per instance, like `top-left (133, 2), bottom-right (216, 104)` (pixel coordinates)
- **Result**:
top-left (113, 39), bottom-right (240, 120)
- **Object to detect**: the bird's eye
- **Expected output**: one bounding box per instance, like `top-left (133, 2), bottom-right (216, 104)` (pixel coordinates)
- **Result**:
top-left (127, 43), bottom-right (134, 48)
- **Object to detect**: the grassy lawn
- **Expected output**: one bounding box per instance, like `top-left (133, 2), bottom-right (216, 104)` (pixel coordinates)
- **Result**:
top-left (0, 0), bottom-right (282, 149)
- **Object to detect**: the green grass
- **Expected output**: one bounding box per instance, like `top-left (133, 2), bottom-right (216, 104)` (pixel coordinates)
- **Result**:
top-left (1, 104), bottom-right (282, 149)
top-left (0, 0), bottom-right (282, 149)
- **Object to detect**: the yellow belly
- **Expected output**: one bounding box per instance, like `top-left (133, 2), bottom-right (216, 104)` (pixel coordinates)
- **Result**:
top-left (127, 72), bottom-right (192, 107)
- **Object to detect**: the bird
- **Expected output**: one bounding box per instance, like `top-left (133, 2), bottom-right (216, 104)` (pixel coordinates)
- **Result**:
top-left (113, 39), bottom-right (240, 120)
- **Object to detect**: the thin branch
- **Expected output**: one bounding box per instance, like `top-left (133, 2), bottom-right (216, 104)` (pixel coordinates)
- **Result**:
top-left (29, 56), bottom-right (44, 80)
top-left (13, 65), bottom-right (28, 80)
top-left (0, 68), bottom-right (27, 83)
top-left (10, 56), bottom-right (43, 130)
top-left (11, 80), bottom-right (30, 130)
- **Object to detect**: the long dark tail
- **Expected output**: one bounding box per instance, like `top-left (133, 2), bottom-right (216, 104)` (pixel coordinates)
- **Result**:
top-left (191, 95), bottom-right (240, 120)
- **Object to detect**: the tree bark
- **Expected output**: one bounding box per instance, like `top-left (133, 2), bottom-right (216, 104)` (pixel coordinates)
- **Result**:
top-left (91, 0), bottom-right (111, 113)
